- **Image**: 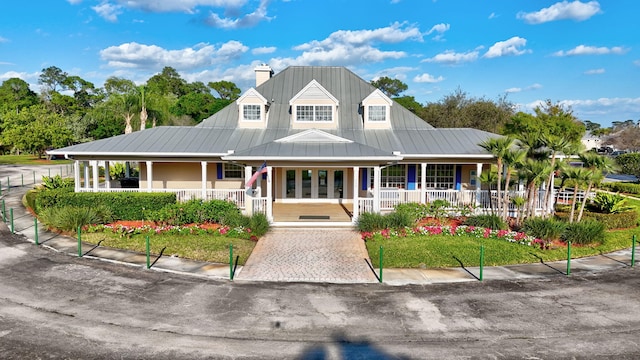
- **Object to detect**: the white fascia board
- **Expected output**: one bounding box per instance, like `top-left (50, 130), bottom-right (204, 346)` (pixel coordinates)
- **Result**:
top-left (51, 151), bottom-right (228, 157)
top-left (401, 154), bottom-right (494, 159)
top-left (222, 155), bottom-right (403, 161)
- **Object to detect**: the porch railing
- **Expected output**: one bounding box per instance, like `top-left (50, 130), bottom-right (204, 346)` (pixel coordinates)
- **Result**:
top-left (252, 197), bottom-right (268, 216)
top-left (77, 188), bottom-right (246, 209)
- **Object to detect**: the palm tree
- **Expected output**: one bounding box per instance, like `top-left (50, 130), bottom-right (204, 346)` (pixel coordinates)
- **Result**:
top-left (542, 135), bottom-right (571, 216)
top-left (563, 167), bottom-right (591, 223)
top-left (576, 153), bottom-right (615, 222)
top-left (478, 167), bottom-right (498, 214)
top-left (517, 158), bottom-right (552, 219)
top-left (502, 148), bottom-right (527, 220)
top-left (479, 137), bottom-right (515, 219)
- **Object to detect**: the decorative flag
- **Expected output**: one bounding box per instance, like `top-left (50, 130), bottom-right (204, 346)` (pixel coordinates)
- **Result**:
top-left (246, 162), bottom-right (267, 187)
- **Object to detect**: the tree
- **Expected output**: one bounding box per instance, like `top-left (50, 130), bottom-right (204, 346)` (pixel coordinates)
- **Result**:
top-left (615, 153), bottom-right (640, 178)
top-left (370, 76), bottom-right (407, 97)
top-left (542, 135), bottom-right (572, 216)
top-left (1, 105), bottom-right (73, 157)
top-left (38, 66), bottom-right (68, 94)
top-left (563, 167), bottom-right (591, 223)
top-left (576, 153), bottom-right (615, 222)
top-left (502, 148), bottom-right (527, 220)
top-left (479, 137), bottom-right (515, 219)
top-left (146, 67), bottom-right (188, 98)
top-left (503, 100), bottom-right (585, 146)
top-left (104, 77), bottom-right (139, 134)
top-left (583, 120), bottom-right (601, 133)
top-left (0, 78), bottom-right (38, 113)
top-left (517, 158), bottom-right (552, 219)
top-left (208, 80), bottom-right (241, 101)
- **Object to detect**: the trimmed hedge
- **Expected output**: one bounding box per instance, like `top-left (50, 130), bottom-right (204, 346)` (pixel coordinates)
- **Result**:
top-left (600, 182), bottom-right (640, 195)
top-left (555, 210), bottom-right (638, 230)
top-left (36, 189), bottom-right (176, 220)
top-left (150, 199), bottom-right (239, 225)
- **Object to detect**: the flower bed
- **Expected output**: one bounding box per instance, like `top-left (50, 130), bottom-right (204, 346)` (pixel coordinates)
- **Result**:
top-left (85, 222), bottom-right (257, 240)
top-left (361, 225), bottom-right (542, 248)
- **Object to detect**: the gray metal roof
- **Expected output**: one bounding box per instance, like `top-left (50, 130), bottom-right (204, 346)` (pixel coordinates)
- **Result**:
top-left (50, 66), bottom-right (499, 161)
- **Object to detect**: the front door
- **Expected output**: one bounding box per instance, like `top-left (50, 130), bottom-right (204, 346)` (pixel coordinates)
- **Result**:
top-left (282, 168), bottom-right (345, 202)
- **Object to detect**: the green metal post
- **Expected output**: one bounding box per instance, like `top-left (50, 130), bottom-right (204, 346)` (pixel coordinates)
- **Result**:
top-left (229, 243), bottom-right (234, 280)
top-left (77, 226), bottom-right (82, 257)
top-left (6, 177), bottom-right (9, 193)
top-left (48, 168), bottom-right (51, 177)
top-left (60, 166), bottom-right (63, 177)
top-left (0, 180), bottom-right (3, 195)
top-left (10, 208), bottom-right (14, 234)
top-left (567, 241), bottom-right (572, 276)
top-left (479, 244), bottom-right (485, 281)
top-left (34, 218), bottom-right (39, 245)
top-left (146, 235), bottom-right (150, 269)
top-left (33, 171), bottom-right (36, 185)
top-left (632, 235), bottom-right (636, 267)
top-left (379, 246), bottom-right (384, 283)
top-left (21, 174), bottom-right (24, 187)
top-left (2, 199), bottom-right (5, 222)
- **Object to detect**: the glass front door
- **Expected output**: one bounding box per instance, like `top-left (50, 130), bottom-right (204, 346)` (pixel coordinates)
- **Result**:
top-left (283, 168), bottom-right (346, 201)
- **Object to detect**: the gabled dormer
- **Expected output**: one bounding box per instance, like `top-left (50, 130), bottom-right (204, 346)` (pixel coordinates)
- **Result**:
top-left (236, 88), bottom-right (269, 128)
top-left (361, 89), bottom-right (392, 129)
top-left (289, 79), bottom-right (339, 130)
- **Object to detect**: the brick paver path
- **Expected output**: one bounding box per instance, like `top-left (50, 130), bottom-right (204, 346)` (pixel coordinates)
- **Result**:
top-left (235, 228), bottom-right (378, 283)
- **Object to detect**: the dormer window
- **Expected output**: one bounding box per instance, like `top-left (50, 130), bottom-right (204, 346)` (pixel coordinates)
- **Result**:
top-left (236, 88), bottom-right (268, 128)
top-left (367, 105), bottom-right (387, 122)
top-left (296, 105), bottom-right (333, 122)
top-left (362, 89), bottom-right (392, 129)
top-left (290, 79), bottom-right (339, 129)
top-left (242, 104), bottom-right (261, 121)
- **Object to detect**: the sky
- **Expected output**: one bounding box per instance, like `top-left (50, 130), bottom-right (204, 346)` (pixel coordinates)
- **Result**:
top-left (0, 0), bottom-right (638, 127)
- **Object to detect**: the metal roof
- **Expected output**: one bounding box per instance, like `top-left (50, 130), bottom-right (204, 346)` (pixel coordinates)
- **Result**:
top-left (50, 66), bottom-right (498, 161)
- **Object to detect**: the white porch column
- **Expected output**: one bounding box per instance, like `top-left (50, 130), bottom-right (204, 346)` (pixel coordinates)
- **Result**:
top-left (373, 166), bottom-right (381, 212)
top-left (547, 171), bottom-right (555, 214)
top-left (91, 160), bottom-right (99, 191)
top-left (201, 161), bottom-right (208, 199)
top-left (73, 160), bottom-right (80, 192)
top-left (146, 161), bottom-right (153, 191)
top-left (266, 166), bottom-right (273, 222)
top-left (104, 161), bottom-right (111, 189)
top-left (244, 165), bottom-right (253, 215)
top-left (352, 166), bottom-right (359, 223)
top-left (476, 163), bottom-right (483, 208)
top-left (420, 162), bottom-right (427, 204)
top-left (83, 161), bottom-right (90, 189)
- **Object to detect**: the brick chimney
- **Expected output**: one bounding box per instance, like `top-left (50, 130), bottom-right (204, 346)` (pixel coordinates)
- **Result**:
top-left (254, 64), bottom-right (273, 87)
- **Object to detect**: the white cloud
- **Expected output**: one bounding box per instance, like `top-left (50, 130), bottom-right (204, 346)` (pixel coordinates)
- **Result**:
top-left (0, 70), bottom-right (40, 83)
top-left (505, 87), bottom-right (522, 94)
top-left (108, 0), bottom-right (247, 13)
top-left (422, 50), bottom-right (479, 64)
top-left (517, 1), bottom-right (601, 24)
top-left (67, 0), bottom-right (83, 4)
top-left (0, 36), bottom-right (9, 43)
top-left (92, 2), bottom-right (123, 22)
top-left (553, 45), bottom-right (628, 56)
top-left (99, 41), bottom-right (248, 70)
top-left (523, 97), bottom-right (640, 122)
top-left (205, 0), bottom-right (273, 29)
top-left (413, 73), bottom-right (444, 83)
top-left (295, 22), bottom-right (423, 50)
top-left (483, 37), bottom-right (531, 58)
top-left (584, 68), bottom-right (605, 75)
top-left (488, 12), bottom-right (497, 19)
top-left (634, 60), bottom-right (640, 67)
top-left (252, 46), bottom-right (276, 55)
top-left (505, 83), bottom-right (542, 93)
top-left (426, 23), bottom-right (450, 41)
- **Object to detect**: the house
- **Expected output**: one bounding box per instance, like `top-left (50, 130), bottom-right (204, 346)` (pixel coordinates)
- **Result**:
top-left (49, 65), bottom-right (510, 226)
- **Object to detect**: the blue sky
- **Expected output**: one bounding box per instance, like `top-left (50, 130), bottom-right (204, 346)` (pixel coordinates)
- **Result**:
top-left (1, 0), bottom-right (638, 127)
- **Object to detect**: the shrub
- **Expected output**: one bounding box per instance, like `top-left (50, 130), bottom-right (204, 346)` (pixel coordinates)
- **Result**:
top-left (40, 175), bottom-right (74, 190)
top-left (36, 190), bottom-right (176, 220)
top-left (356, 212), bottom-right (388, 232)
top-left (600, 182), bottom-right (640, 195)
top-left (555, 210), bottom-right (637, 229)
top-left (247, 213), bottom-right (270, 237)
top-left (219, 210), bottom-right (249, 228)
top-left (385, 210), bottom-right (414, 229)
top-left (394, 202), bottom-right (428, 222)
top-left (464, 214), bottom-right (507, 230)
top-left (523, 218), bottom-right (566, 243)
top-left (23, 189), bottom-right (39, 211)
top-left (562, 220), bottom-right (606, 245)
top-left (592, 192), bottom-right (633, 214)
top-left (428, 199), bottom-right (451, 220)
top-left (151, 199), bottom-right (240, 225)
top-left (615, 153), bottom-right (640, 179)
top-left (39, 205), bottom-right (113, 232)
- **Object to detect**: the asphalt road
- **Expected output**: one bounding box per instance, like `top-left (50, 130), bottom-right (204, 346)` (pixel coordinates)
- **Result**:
top-left (2, 228), bottom-right (640, 360)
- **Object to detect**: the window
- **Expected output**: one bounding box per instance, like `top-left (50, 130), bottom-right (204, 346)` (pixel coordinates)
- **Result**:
top-left (369, 165), bottom-right (406, 189)
top-left (243, 105), bottom-right (261, 121)
top-left (296, 105), bottom-right (333, 122)
top-left (224, 163), bottom-right (243, 179)
top-left (419, 164), bottom-right (455, 189)
top-left (368, 105), bottom-right (386, 122)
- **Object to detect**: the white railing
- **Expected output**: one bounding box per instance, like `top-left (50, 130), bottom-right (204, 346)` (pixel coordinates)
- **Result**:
top-left (358, 198), bottom-right (374, 214)
top-left (78, 188), bottom-right (246, 209)
top-left (252, 197), bottom-right (268, 216)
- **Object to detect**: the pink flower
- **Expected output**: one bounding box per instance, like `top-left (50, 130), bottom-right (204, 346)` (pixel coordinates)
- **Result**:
top-left (483, 228), bottom-right (491, 238)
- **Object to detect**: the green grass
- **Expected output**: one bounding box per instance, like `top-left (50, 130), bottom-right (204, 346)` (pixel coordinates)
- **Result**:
top-left (83, 232), bottom-right (256, 265)
top-left (0, 154), bottom-right (72, 165)
top-left (365, 228), bottom-right (637, 268)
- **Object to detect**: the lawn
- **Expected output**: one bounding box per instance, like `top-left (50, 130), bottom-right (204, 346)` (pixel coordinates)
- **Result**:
top-left (82, 232), bottom-right (257, 265)
top-left (0, 154), bottom-right (72, 165)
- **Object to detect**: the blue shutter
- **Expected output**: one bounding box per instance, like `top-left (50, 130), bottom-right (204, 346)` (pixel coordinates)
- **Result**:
top-left (407, 164), bottom-right (416, 190)
top-left (455, 165), bottom-right (462, 190)
top-left (217, 163), bottom-right (223, 179)
top-left (361, 168), bottom-right (368, 191)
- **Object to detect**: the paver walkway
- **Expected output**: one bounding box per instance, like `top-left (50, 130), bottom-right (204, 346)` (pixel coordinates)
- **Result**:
top-left (235, 228), bottom-right (378, 283)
